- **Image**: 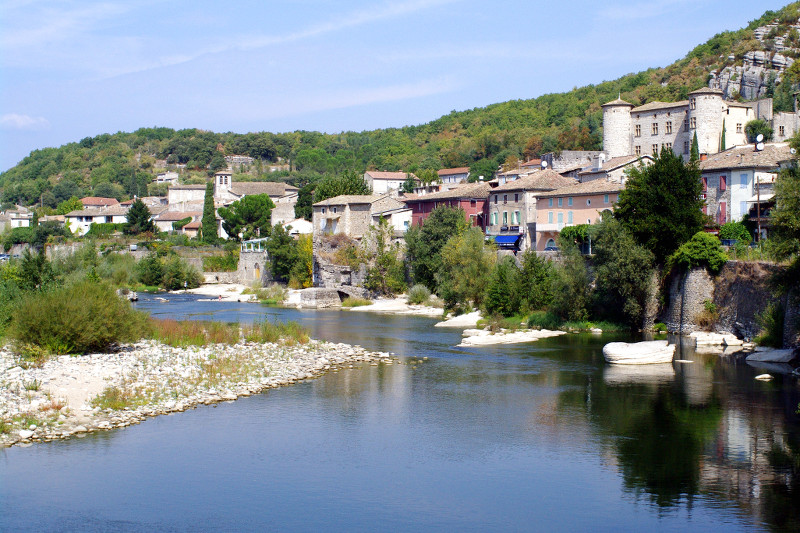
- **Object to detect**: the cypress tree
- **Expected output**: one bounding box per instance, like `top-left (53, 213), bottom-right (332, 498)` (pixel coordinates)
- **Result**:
top-left (201, 181), bottom-right (218, 243)
top-left (690, 132), bottom-right (700, 162)
top-left (720, 120), bottom-right (726, 151)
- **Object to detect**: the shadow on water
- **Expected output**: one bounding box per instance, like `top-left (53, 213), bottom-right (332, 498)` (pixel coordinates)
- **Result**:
top-left (0, 293), bottom-right (797, 531)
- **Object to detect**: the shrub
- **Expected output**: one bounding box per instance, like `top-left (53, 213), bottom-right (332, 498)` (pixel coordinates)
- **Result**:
top-left (667, 231), bottom-right (728, 275)
top-left (85, 223), bottom-right (125, 237)
top-left (718, 221), bottom-right (751, 244)
top-left (342, 296), bottom-right (372, 307)
top-left (203, 249), bottom-right (239, 272)
top-left (754, 301), bottom-right (785, 348)
top-left (484, 256), bottom-right (519, 317)
top-left (9, 282), bottom-right (148, 354)
top-left (160, 255), bottom-right (203, 290)
top-left (696, 299), bottom-right (719, 330)
top-left (137, 253), bottom-right (163, 286)
top-left (148, 319), bottom-right (240, 347)
top-left (407, 284), bottom-right (431, 305)
top-left (527, 310), bottom-right (562, 330)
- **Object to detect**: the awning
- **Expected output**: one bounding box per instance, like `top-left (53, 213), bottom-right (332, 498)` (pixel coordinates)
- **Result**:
top-left (747, 193), bottom-right (774, 202)
top-left (494, 235), bottom-right (521, 245)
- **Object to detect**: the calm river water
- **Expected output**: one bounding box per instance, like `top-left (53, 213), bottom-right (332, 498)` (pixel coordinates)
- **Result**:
top-left (1, 293), bottom-right (799, 531)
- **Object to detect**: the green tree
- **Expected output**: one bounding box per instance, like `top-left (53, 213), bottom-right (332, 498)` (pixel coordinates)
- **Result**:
top-left (19, 248), bottom-right (56, 292)
top-left (666, 231), bottom-right (728, 275)
top-left (549, 241), bottom-right (591, 322)
top-left (436, 227), bottom-right (496, 312)
top-left (313, 170), bottom-right (371, 203)
top-left (718, 221), bottom-right (751, 243)
top-left (744, 119), bottom-right (774, 143)
top-left (404, 206), bottom-right (469, 290)
top-left (137, 253), bottom-right (163, 287)
top-left (208, 154), bottom-right (227, 173)
top-left (690, 132), bottom-right (699, 162)
top-left (294, 183), bottom-right (314, 221)
top-left (56, 196), bottom-right (83, 215)
top-left (516, 250), bottom-right (554, 312)
top-left (416, 168), bottom-right (439, 185)
top-left (401, 173), bottom-right (417, 194)
top-left (217, 194), bottom-right (275, 241)
top-left (362, 217), bottom-right (406, 296)
top-left (469, 159), bottom-right (498, 183)
top-left (125, 199), bottom-right (156, 235)
top-left (265, 223), bottom-right (297, 281)
top-left (484, 256), bottom-right (519, 317)
top-left (592, 216), bottom-right (655, 327)
top-left (614, 147), bottom-right (705, 264)
top-left (770, 161), bottom-right (800, 260)
top-left (289, 234), bottom-right (313, 288)
top-left (201, 182), bottom-right (218, 243)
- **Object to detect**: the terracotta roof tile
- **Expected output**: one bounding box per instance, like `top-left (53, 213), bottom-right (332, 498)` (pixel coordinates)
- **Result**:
top-left (402, 182), bottom-right (490, 202)
top-left (493, 169), bottom-right (577, 192)
top-left (437, 167), bottom-right (470, 176)
top-left (538, 179), bottom-right (624, 198)
top-left (699, 143), bottom-right (793, 171)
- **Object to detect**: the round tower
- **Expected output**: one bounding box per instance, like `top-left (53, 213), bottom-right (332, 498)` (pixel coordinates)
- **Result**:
top-left (601, 98), bottom-right (634, 159)
top-left (688, 88), bottom-right (725, 156)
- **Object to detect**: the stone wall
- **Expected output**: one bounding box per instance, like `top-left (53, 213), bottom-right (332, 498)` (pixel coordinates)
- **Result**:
top-left (203, 272), bottom-right (239, 284)
top-left (238, 250), bottom-right (271, 286)
top-left (663, 261), bottom-right (799, 346)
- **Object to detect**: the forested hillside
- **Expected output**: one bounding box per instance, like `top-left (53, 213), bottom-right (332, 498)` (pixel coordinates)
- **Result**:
top-left (2, 2), bottom-right (799, 208)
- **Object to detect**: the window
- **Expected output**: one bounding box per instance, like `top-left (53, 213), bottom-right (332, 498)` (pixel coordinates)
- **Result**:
top-left (321, 208), bottom-right (326, 214)
top-left (736, 123), bottom-right (742, 133)
top-left (491, 212), bottom-right (497, 225)
top-left (514, 211), bottom-right (520, 224)
top-left (586, 199), bottom-right (592, 206)
top-left (720, 175), bottom-right (726, 191)
top-left (664, 142), bottom-right (672, 151)
top-left (548, 198), bottom-right (553, 207)
top-left (780, 126), bottom-right (785, 136)
top-left (548, 212), bottom-right (553, 223)
top-left (684, 141), bottom-right (690, 154)
top-left (503, 195), bottom-right (507, 204)
top-left (635, 124), bottom-right (641, 137)
top-left (568, 197), bottom-right (573, 206)
top-left (604, 194), bottom-right (609, 204)
top-left (652, 123), bottom-right (658, 135)
top-left (557, 212), bottom-right (563, 224)
top-left (332, 207), bottom-right (337, 214)
top-left (558, 198), bottom-right (563, 207)
top-left (470, 199), bottom-right (476, 207)
top-left (718, 201), bottom-right (727, 224)
top-left (740, 173), bottom-right (747, 189)
top-left (702, 177), bottom-right (707, 191)
top-left (666, 121), bottom-right (672, 134)
top-left (546, 239), bottom-right (556, 249)
top-left (503, 211), bottom-right (508, 225)
top-left (635, 145), bottom-right (642, 156)
top-left (690, 98), bottom-right (696, 110)
top-left (740, 201), bottom-right (747, 216)
top-left (494, 195), bottom-right (498, 204)
top-left (690, 117), bottom-right (697, 128)
top-left (684, 119), bottom-right (690, 132)
top-left (652, 144), bottom-right (659, 155)
top-left (567, 211), bottom-right (573, 224)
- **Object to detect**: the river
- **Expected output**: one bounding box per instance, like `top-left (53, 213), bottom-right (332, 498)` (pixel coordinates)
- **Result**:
top-left (1, 293), bottom-right (799, 531)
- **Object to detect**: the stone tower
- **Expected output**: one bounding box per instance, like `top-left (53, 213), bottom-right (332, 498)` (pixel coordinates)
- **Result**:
top-left (602, 98), bottom-right (634, 159)
top-left (687, 88), bottom-right (725, 156)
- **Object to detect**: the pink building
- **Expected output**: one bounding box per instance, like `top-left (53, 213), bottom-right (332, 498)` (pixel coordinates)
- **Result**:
top-left (534, 180), bottom-right (623, 250)
top-left (403, 182), bottom-right (490, 229)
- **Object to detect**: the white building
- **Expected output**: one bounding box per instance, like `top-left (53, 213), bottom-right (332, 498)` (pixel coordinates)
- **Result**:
top-left (364, 171), bottom-right (417, 195)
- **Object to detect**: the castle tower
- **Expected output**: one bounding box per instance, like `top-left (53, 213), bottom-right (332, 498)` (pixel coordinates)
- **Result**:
top-left (601, 98), bottom-right (634, 159)
top-left (687, 88), bottom-right (725, 156)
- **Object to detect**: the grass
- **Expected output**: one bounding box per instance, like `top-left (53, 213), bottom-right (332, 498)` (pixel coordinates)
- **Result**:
top-left (92, 385), bottom-right (145, 411)
top-left (23, 379), bottom-right (40, 391)
top-left (527, 311), bottom-right (629, 332)
top-left (243, 284), bottom-right (287, 305)
top-left (341, 297), bottom-right (372, 307)
top-left (0, 419), bottom-right (10, 434)
top-left (242, 320), bottom-right (310, 345)
top-left (148, 319), bottom-right (241, 347)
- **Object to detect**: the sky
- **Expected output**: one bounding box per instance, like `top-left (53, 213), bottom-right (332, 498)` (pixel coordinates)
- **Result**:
top-left (0, 0), bottom-right (793, 171)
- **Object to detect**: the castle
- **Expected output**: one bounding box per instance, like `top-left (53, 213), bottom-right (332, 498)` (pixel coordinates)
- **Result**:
top-left (602, 88), bottom-right (799, 160)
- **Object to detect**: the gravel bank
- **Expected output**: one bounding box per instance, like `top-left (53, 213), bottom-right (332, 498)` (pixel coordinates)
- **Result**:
top-left (0, 339), bottom-right (394, 448)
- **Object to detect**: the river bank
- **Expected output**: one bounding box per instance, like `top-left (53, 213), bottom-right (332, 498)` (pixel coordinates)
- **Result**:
top-left (0, 338), bottom-right (394, 449)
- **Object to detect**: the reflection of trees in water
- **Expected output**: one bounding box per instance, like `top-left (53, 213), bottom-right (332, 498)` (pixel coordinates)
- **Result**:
top-left (760, 429), bottom-right (800, 531)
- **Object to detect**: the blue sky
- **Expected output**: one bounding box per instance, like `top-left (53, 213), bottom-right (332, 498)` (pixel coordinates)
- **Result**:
top-left (0, 0), bottom-right (792, 171)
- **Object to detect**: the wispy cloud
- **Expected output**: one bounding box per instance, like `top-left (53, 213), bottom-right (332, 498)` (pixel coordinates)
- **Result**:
top-left (0, 113), bottom-right (51, 131)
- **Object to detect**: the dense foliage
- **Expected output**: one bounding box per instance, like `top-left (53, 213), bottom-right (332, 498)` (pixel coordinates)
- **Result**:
top-left (404, 206), bottom-right (469, 290)
top-left (217, 194), bottom-right (275, 241)
top-left (614, 148), bottom-right (705, 264)
top-left (667, 231), bottom-right (729, 275)
top-left (125, 199), bottom-right (156, 235)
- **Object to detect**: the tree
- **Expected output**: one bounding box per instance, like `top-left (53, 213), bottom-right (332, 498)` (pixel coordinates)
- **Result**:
top-left (362, 217), bottom-right (406, 296)
top-left (289, 234), bottom-right (313, 288)
top-left (416, 168), bottom-right (439, 185)
top-left (549, 241), bottom-right (591, 322)
top-left (137, 253), bottom-right (163, 287)
top-left (265, 223), bottom-right (296, 281)
top-left (718, 221), bottom-right (751, 243)
top-left (401, 173), bottom-right (417, 194)
top-left (744, 119), bottom-right (774, 143)
top-left (614, 147), bottom-right (705, 264)
top-left (125, 199), bottom-right (156, 235)
top-left (217, 194), bottom-right (275, 241)
top-left (768, 161), bottom-right (800, 261)
top-left (435, 227), bottom-right (496, 311)
top-left (201, 182), bottom-right (218, 243)
top-left (666, 231), bottom-right (728, 275)
top-left (294, 183), bottom-right (314, 221)
top-left (592, 216), bottom-right (655, 328)
top-left (484, 256), bottom-right (519, 317)
top-left (469, 159), bottom-right (498, 183)
top-left (313, 170), bottom-right (371, 203)
top-left (690, 132), bottom-right (699, 162)
top-left (720, 120), bottom-right (726, 152)
top-left (516, 250), bottom-right (554, 312)
top-left (56, 196), bottom-right (83, 215)
top-left (404, 206), bottom-right (469, 290)
top-left (208, 154), bottom-right (227, 173)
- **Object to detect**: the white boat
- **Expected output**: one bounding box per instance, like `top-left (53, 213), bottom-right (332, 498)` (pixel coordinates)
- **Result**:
top-left (603, 340), bottom-right (675, 365)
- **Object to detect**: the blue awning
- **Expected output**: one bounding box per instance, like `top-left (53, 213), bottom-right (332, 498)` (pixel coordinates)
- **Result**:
top-left (494, 235), bottom-right (520, 245)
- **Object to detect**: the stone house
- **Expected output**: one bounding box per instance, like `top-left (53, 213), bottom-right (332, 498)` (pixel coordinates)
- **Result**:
top-left (212, 170), bottom-right (298, 225)
top-left (64, 206), bottom-right (131, 236)
top-left (602, 88), bottom-right (780, 161)
top-left (153, 210), bottom-right (202, 233)
top-left (364, 171), bottom-right (417, 195)
top-left (0, 206), bottom-right (33, 231)
top-left (698, 142), bottom-right (793, 231)
top-left (155, 171), bottom-right (179, 184)
top-left (312, 194), bottom-right (410, 239)
top-left (535, 180), bottom-right (624, 251)
top-left (167, 184), bottom-right (207, 212)
top-left (437, 167), bottom-right (470, 185)
top-left (576, 154), bottom-right (653, 184)
top-left (485, 169), bottom-right (577, 251)
top-left (402, 182), bottom-right (491, 229)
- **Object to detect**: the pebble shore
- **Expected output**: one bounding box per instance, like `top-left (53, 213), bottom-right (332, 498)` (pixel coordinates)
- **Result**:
top-left (0, 339), bottom-right (394, 448)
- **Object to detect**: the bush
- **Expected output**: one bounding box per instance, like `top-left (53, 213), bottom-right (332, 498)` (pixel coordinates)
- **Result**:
top-left (755, 301), bottom-right (785, 348)
top-left (242, 319), bottom-right (309, 345)
top-left (407, 284), bottom-right (431, 305)
top-left (718, 221), bottom-right (751, 244)
top-left (9, 282), bottom-right (148, 354)
top-left (696, 299), bottom-right (719, 331)
top-left (137, 253), bottom-right (163, 286)
top-left (148, 319), bottom-right (240, 347)
top-left (527, 310), bottom-right (562, 330)
top-left (203, 249), bottom-right (239, 272)
top-left (342, 296), bottom-right (372, 307)
top-left (484, 256), bottom-right (519, 317)
top-left (667, 231), bottom-right (728, 275)
top-left (85, 223), bottom-right (125, 237)
top-left (160, 255), bottom-right (202, 291)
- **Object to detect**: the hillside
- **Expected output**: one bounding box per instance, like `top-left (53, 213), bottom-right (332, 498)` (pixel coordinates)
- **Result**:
top-left (2, 2), bottom-right (799, 209)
